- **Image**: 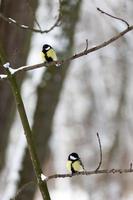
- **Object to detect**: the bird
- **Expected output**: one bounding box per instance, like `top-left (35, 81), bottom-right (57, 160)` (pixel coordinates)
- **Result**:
top-left (66, 152), bottom-right (85, 174)
top-left (41, 44), bottom-right (57, 63)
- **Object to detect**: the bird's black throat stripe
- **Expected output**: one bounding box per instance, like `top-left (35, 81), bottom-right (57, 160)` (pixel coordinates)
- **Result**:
top-left (71, 160), bottom-right (77, 174)
top-left (45, 53), bottom-right (53, 62)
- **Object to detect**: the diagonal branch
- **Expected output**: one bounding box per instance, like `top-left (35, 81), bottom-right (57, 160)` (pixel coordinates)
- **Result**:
top-left (3, 63), bottom-right (51, 200)
top-left (66, 26), bottom-right (133, 63)
top-left (0, 25), bottom-right (133, 80)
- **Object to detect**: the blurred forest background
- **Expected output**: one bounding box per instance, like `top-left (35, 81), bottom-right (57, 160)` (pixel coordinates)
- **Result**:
top-left (0, 0), bottom-right (133, 200)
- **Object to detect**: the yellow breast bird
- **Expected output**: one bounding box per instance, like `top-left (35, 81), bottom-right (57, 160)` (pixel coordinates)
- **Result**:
top-left (66, 152), bottom-right (85, 174)
top-left (41, 44), bottom-right (57, 62)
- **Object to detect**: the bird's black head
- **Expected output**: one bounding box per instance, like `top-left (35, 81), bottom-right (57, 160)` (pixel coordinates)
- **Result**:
top-left (68, 152), bottom-right (80, 161)
top-left (42, 44), bottom-right (51, 53)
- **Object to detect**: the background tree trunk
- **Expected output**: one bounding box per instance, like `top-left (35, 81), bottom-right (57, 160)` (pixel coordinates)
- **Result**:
top-left (0, 0), bottom-right (38, 195)
top-left (18, 1), bottom-right (82, 200)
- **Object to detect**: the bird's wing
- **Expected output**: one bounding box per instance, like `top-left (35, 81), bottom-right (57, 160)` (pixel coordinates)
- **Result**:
top-left (40, 52), bottom-right (46, 62)
top-left (66, 160), bottom-right (72, 173)
top-left (72, 160), bottom-right (84, 172)
top-left (79, 159), bottom-right (85, 170)
top-left (47, 49), bottom-right (57, 61)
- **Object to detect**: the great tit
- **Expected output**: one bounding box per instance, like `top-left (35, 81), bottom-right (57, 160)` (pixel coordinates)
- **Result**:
top-left (66, 152), bottom-right (84, 174)
top-left (41, 44), bottom-right (57, 62)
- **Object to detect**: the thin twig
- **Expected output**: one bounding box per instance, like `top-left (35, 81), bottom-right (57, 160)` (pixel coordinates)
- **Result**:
top-left (95, 133), bottom-right (102, 171)
top-left (0, 0), bottom-right (61, 34)
top-left (84, 39), bottom-right (89, 52)
top-left (97, 7), bottom-right (129, 28)
top-left (26, 0), bottom-right (42, 31)
top-left (12, 181), bottom-right (35, 200)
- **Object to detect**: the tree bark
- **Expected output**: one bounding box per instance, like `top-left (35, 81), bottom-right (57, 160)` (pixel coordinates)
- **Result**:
top-left (18, 1), bottom-right (82, 200)
top-left (0, 0), bottom-right (38, 170)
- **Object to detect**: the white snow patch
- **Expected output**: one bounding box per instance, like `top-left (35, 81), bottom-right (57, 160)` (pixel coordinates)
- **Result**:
top-left (41, 173), bottom-right (47, 181)
top-left (8, 18), bottom-right (16, 23)
top-left (3, 62), bottom-right (10, 68)
top-left (0, 74), bottom-right (7, 79)
top-left (3, 62), bottom-right (17, 74)
top-left (21, 25), bottom-right (29, 29)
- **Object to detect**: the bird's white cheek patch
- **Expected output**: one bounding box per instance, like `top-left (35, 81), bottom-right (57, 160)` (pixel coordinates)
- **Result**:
top-left (70, 155), bottom-right (77, 160)
top-left (45, 46), bottom-right (50, 50)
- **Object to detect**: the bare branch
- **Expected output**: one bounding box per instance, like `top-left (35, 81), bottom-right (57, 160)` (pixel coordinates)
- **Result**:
top-left (0, 0), bottom-right (61, 34)
top-left (12, 166), bottom-right (133, 200)
top-left (26, 0), bottom-right (42, 31)
top-left (65, 26), bottom-right (133, 63)
top-left (47, 167), bottom-right (133, 181)
top-left (97, 7), bottom-right (129, 28)
top-left (13, 163), bottom-right (133, 198)
top-left (0, 25), bottom-right (133, 80)
top-left (0, 62), bottom-right (48, 79)
top-left (95, 133), bottom-right (102, 171)
top-left (12, 181), bottom-right (35, 200)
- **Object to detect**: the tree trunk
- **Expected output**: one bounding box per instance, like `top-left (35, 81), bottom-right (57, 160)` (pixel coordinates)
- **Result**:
top-left (0, 0), bottom-right (38, 180)
top-left (18, 1), bottom-right (82, 200)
